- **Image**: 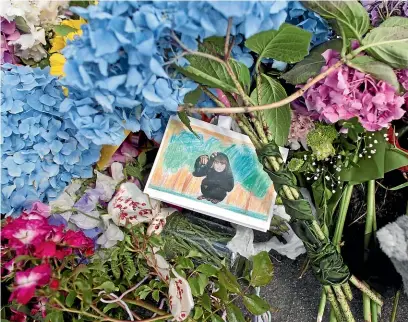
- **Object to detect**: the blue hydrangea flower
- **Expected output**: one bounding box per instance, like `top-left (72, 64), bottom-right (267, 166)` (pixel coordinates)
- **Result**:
top-left (1, 64), bottom-right (101, 215)
top-left (61, 1), bottom-right (290, 145)
top-left (286, 1), bottom-right (330, 47)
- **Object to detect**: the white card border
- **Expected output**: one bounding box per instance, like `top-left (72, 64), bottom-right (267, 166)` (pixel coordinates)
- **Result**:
top-left (144, 115), bottom-right (274, 232)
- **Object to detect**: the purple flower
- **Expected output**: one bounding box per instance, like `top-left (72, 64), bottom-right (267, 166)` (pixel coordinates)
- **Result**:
top-left (362, 1), bottom-right (408, 26)
top-left (1, 17), bottom-right (20, 64)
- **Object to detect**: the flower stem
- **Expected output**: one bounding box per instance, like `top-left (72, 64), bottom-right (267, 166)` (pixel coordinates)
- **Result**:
top-left (333, 184), bottom-right (354, 251)
top-left (390, 290), bottom-right (401, 322)
top-left (365, 180), bottom-right (375, 251)
top-left (333, 285), bottom-right (355, 322)
top-left (371, 299), bottom-right (378, 322)
top-left (349, 276), bottom-right (383, 306)
top-left (183, 59), bottom-right (345, 114)
top-left (363, 292), bottom-right (372, 322)
top-left (342, 283), bottom-right (353, 302)
top-left (124, 298), bottom-right (168, 315)
top-left (317, 289), bottom-right (326, 322)
top-left (324, 286), bottom-right (343, 322)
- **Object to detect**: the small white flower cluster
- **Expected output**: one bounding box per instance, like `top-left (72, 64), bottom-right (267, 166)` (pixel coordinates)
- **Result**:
top-left (0, 0), bottom-right (69, 62)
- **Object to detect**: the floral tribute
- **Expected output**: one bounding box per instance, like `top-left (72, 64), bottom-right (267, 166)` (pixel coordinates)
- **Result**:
top-left (1, 64), bottom-right (100, 215)
top-left (1, 0), bottom-right (408, 322)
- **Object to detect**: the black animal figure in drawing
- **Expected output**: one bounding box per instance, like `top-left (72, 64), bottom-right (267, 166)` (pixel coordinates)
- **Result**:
top-left (192, 152), bottom-right (234, 204)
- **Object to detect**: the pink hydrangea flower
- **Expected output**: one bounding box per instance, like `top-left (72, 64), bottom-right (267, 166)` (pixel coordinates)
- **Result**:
top-left (397, 69), bottom-right (408, 110)
top-left (9, 264), bottom-right (51, 305)
top-left (303, 49), bottom-right (405, 131)
top-left (288, 110), bottom-right (315, 149)
top-left (1, 17), bottom-right (20, 64)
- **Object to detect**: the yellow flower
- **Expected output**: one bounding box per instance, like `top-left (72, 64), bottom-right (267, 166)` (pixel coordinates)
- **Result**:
top-left (49, 53), bottom-right (66, 77)
top-left (49, 18), bottom-right (86, 80)
top-left (50, 18), bottom-right (86, 54)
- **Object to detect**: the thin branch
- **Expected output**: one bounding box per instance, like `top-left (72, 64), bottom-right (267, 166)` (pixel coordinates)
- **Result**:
top-left (171, 31), bottom-right (225, 65)
top-left (224, 17), bottom-right (233, 59)
top-left (180, 59), bottom-right (345, 114)
top-left (200, 86), bottom-right (227, 108)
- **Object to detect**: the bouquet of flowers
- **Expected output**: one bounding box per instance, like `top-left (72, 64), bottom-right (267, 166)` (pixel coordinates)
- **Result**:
top-left (1, 0), bottom-right (408, 321)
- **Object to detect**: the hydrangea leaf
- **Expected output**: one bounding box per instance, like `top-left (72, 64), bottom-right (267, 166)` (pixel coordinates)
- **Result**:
top-left (250, 74), bottom-right (291, 146)
top-left (281, 39), bottom-right (343, 85)
top-left (245, 23), bottom-right (312, 64)
top-left (303, 0), bottom-right (369, 40)
top-left (179, 38), bottom-right (250, 93)
top-left (348, 56), bottom-right (401, 91)
top-left (250, 251), bottom-right (274, 287)
top-left (362, 26), bottom-right (408, 69)
top-left (380, 17), bottom-right (408, 28)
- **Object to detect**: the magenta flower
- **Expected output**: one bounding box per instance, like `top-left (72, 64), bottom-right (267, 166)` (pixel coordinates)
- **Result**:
top-left (2, 217), bottom-right (51, 254)
top-left (9, 263), bottom-right (51, 305)
top-left (303, 49), bottom-right (405, 131)
top-left (1, 17), bottom-right (20, 64)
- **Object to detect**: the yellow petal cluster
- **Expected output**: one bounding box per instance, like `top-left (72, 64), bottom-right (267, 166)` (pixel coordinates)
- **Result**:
top-left (49, 18), bottom-right (85, 77)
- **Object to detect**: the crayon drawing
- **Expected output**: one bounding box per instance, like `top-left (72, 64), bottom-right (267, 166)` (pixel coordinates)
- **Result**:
top-left (145, 116), bottom-right (276, 231)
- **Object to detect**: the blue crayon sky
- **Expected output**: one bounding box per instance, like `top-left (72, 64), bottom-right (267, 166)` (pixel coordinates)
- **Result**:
top-left (162, 130), bottom-right (272, 198)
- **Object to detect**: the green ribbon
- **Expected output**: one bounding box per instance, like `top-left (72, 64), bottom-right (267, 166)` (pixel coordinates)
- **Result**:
top-left (258, 143), bottom-right (350, 285)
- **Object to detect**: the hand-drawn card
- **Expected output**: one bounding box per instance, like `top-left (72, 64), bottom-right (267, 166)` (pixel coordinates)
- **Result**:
top-left (144, 116), bottom-right (276, 231)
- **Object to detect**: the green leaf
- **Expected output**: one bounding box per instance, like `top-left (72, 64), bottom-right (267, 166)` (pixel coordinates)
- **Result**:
top-left (124, 164), bottom-right (142, 180)
top-left (138, 152), bottom-right (147, 167)
top-left (177, 112), bottom-right (200, 139)
top-left (243, 294), bottom-right (270, 315)
top-left (186, 249), bottom-right (203, 258)
top-left (380, 17), bottom-right (408, 28)
top-left (103, 303), bottom-right (119, 313)
top-left (362, 26), bottom-right (408, 69)
top-left (45, 312), bottom-right (64, 322)
top-left (152, 290), bottom-right (160, 302)
top-left (54, 25), bottom-right (77, 36)
top-left (82, 289), bottom-right (93, 310)
top-left (384, 146), bottom-right (408, 173)
top-left (213, 283), bottom-right (229, 302)
top-left (281, 39), bottom-right (343, 85)
top-left (245, 24), bottom-right (312, 64)
top-left (201, 293), bottom-right (212, 312)
top-left (196, 264), bottom-right (218, 277)
top-left (250, 74), bottom-right (291, 146)
top-left (175, 257), bottom-right (194, 269)
top-left (340, 131), bottom-right (386, 183)
top-left (194, 306), bottom-right (204, 320)
top-left (226, 303), bottom-right (246, 322)
top-left (178, 38), bottom-right (250, 93)
top-left (304, 0), bottom-right (369, 40)
top-left (217, 269), bottom-right (241, 294)
top-left (188, 274), bottom-right (209, 296)
top-left (348, 56), bottom-right (400, 91)
top-left (95, 281), bottom-right (118, 293)
top-left (250, 251), bottom-right (274, 287)
top-left (14, 16), bottom-right (30, 33)
top-left (211, 315), bottom-right (224, 322)
top-left (65, 291), bottom-right (77, 307)
top-left (184, 87), bottom-right (203, 105)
